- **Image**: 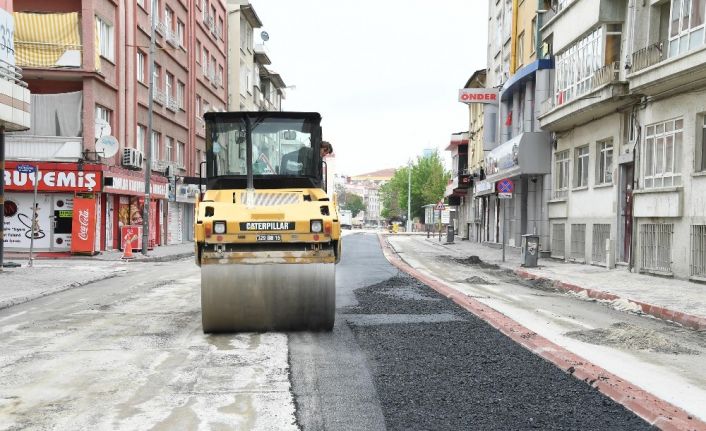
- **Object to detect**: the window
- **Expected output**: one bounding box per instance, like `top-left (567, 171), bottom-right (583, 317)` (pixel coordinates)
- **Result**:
top-left (246, 67), bottom-right (252, 93)
top-left (218, 17), bottom-right (224, 38)
top-left (642, 118), bottom-right (683, 188)
top-left (165, 7), bottom-right (173, 31)
top-left (165, 72), bottom-right (174, 98)
top-left (202, 47), bottom-right (208, 76)
top-left (95, 105), bottom-right (111, 132)
top-left (196, 41), bottom-right (201, 63)
top-left (554, 150), bottom-right (570, 198)
top-left (218, 65), bottom-right (224, 87)
top-left (136, 125), bottom-right (146, 152)
top-left (240, 60), bottom-right (247, 95)
top-left (596, 139), bottom-right (613, 184)
top-left (96, 17), bottom-right (114, 61)
top-left (574, 146), bottom-right (589, 188)
top-left (196, 95), bottom-right (201, 116)
top-left (153, 64), bottom-right (161, 88)
top-left (699, 115), bottom-right (706, 171)
top-left (516, 32), bottom-right (525, 68)
top-left (240, 18), bottom-right (249, 51)
top-left (177, 141), bottom-right (185, 167)
top-left (196, 149), bottom-right (201, 172)
top-left (530, 17), bottom-right (537, 54)
top-left (165, 136), bottom-right (173, 162)
top-left (177, 20), bottom-right (185, 47)
top-left (136, 51), bottom-right (145, 83)
top-left (553, 25), bottom-right (621, 105)
top-left (151, 131), bottom-right (160, 161)
top-left (202, 0), bottom-right (209, 21)
top-left (177, 81), bottom-right (185, 109)
top-left (668, 0), bottom-right (706, 57)
top-left (210, 56), bottom-right (217, 81)
top-left (211, 6), bottom-right (217, 30)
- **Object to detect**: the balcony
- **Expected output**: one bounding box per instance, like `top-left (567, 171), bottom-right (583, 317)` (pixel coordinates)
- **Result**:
top-left (14, 13), bottom-right (83, 70)
top-left (539, 62), bottom-right (633, 131)
top-left (541, 0), bottom-right (625, 53)
top-left (628, 43), bottom-right (706, 97)
top-left (6, 135), bottom-right (83, 161)
top-left (152, 87), bottom-right (166, 105)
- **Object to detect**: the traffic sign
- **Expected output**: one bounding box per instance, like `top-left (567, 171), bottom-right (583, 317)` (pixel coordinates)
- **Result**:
top-left (16, 164), bottom-right (36, 173)
top-left (436, 201), bottom-right (445, 211)
top-left (497, 178), bottom-right (514, 194)
top-left (498, 192), bottom-right (513, 199)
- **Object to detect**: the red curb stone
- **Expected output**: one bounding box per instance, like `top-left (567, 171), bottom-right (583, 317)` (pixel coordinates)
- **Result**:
top-left (378, 234), bottom-right (706, 430)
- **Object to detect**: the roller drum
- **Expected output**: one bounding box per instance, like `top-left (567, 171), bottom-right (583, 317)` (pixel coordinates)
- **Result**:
top-left (201, 262), bottom-right (335, 332)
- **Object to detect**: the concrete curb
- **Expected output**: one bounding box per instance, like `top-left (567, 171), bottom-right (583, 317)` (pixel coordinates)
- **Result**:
top-left (514, 269), bottom-right (706, 332)
top-left (0, 272), bottom-right (120, 311)
top-left (378, 233), bottom-right (706, 431)
top-left (95, 252), bottom-right (195, 263)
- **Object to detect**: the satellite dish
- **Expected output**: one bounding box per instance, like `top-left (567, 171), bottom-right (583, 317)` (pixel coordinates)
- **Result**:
top-left (261, 31), bottom-right (269, 42)
top-left (95, 135), bottom-right (120, 158)
top-left (95, 119), bottom-right (111, 139)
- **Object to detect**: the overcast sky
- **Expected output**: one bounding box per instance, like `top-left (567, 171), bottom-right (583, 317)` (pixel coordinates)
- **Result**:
top-left (250, 0), bottom-right (489, 176)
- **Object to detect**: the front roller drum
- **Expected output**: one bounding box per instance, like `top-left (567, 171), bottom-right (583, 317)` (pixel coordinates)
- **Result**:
top-left (201, 263), bottom-right (335, 333)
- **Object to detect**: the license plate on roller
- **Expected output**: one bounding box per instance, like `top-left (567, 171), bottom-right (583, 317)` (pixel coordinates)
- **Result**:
top-left (256, 234), bottom-right (281, 242)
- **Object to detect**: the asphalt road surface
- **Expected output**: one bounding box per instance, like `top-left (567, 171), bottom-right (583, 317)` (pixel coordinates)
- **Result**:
top-left (0, 233), bottom-right (653, 430)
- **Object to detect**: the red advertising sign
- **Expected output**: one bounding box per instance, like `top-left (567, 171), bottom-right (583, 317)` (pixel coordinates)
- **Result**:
top-left (71, 195), bottom-right (97, 255)
top-left (458, 88), bottom-right (499, 104)
top-left (103, 169), bottom-right (168, 199)
top-left (3, 162), bottom-right (102, 192)
top-left (121, 225), bottom-right (142, 251)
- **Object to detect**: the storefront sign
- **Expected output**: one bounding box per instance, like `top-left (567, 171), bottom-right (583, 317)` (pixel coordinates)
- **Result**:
top-left (458, 88), bottom-right (499, 104)
top-left (71, 195), bottom-right (97, 254)
top-left (104, 174), bottom-right (168, 199)
top-left (485, 135), bottom-right (521, 178)
top-left (474, 180), bottom-right (495, 197)
top-left (3, 162), bottom-right (102, 192)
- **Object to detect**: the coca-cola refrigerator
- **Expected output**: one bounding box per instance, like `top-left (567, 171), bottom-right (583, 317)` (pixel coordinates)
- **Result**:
top-left (71, 194), bottom-right (98, 255)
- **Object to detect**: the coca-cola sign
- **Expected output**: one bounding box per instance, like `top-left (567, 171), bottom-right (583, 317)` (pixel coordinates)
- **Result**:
top-left (71, 196), bottom-right (97, 255)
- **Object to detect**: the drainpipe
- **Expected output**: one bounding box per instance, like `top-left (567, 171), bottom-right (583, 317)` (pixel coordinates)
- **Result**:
top-left (510, 0), bottom-right (520, 73)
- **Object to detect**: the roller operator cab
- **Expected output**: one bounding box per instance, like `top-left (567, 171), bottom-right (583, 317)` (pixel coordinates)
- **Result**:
top-left (195, 112), bottom-right (341, 333)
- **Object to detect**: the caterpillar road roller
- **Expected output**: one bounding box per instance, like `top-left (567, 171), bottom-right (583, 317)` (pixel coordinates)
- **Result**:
top-left (194, 111), bottom-right (341, 333)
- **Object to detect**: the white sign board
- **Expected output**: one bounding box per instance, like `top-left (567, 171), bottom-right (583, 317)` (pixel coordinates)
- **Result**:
top-left (458, 88), bottom-right (499, 104)
top-left (441, 209), bottom-right (451, 224)
top-left (498, 192), bottom-right (513, 199)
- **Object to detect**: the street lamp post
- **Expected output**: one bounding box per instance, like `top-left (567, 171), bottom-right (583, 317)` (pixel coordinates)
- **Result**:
top-left (406, 160), bottom-right (412, 233)
top-left (142, 5), bottom-right (157, 255)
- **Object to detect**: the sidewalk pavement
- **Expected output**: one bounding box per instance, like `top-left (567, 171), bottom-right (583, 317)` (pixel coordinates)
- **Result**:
top-left (0, 242), bottom-right (195, 310)
top-left (388, 234), bottom-right (706, 331)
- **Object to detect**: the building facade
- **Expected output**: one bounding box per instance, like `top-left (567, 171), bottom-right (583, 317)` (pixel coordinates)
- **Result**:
top-left (538, 0), bottom-right (706, 281)
top-left (4, 0), bottom-right (227, 253)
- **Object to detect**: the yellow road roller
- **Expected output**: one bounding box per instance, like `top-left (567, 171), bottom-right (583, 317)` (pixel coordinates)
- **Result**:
top-left (194, 112), bottom-right (341, 332)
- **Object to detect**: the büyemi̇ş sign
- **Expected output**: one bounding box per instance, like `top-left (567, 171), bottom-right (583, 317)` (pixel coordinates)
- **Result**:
top-left (3, 162), bottom-right (101, 192)
top-left (458, 88), bottom-right (499, 104)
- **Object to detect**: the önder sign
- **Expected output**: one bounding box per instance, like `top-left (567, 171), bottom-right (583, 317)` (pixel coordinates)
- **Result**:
top-left (458, 88), bottom-right (499, 104)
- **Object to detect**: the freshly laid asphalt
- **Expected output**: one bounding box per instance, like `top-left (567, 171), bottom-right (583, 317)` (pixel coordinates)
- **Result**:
top-left (293, 233), bottom-right (652, 430)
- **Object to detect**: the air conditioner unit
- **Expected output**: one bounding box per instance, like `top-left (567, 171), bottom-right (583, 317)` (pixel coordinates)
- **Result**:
top-left (122, 148), bottom-right (144, 170)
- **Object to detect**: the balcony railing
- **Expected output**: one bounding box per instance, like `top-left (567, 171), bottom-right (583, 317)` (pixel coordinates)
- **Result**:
top-left (14, 42), bottom-right (83, 68)
top-left (591, 61), bottom-right (620, 88)
top-left (152, 87), bottom-right (166, 105)
top-left (6, 135), bottom-right (83, 161)
top-left (630, 42), bottom-right (664, 73)
top-left (0, 60), bottom-right (27, 87)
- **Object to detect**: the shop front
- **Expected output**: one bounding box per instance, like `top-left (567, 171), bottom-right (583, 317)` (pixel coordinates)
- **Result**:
top-left (101, 166), bottom-right (168, 250)
top-left (2, 162), bottom-right (102, 252)
top-left (167, 183), bottom-right (199, 245)
top-left (484, 132), bottom-right (552, 250)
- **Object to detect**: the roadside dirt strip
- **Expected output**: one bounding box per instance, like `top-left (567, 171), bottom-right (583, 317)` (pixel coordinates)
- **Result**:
top-left (515, 269), bottom-right (706, 332)
top-left (378, 234), bottom-right (706, 431)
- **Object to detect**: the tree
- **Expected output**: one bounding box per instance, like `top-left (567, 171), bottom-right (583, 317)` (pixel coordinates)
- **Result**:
top-left (343, 193), bottom-right (365, 217)
top-left (380, 151), bottom-right (450, 222)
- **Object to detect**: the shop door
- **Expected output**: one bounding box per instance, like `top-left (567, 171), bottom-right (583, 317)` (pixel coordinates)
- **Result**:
top-left (3, 193), bottom-right (52, 250)
top-left (52, 194), bottom-right (73, 250)
top-left (105, 196), bottom-right (114, 251)
top-left (618, 163), bottom-right (634, 263)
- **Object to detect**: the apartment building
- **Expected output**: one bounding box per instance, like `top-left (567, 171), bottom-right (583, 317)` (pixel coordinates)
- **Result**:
top-left (444, 132), bottom-right (470, 236)
top-left (479, 0), bottom-right (554, 251)
top-left (538, 0), bottom-right (706, 281)
top-left (225, 0), bottom-right (286, 112)
top-left (5, 0), bottom-right (227, 253)
top-left (345, 168), bottom-right (395, 226)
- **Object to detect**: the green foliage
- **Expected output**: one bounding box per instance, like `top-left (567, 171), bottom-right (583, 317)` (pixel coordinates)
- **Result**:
top-left (336, 185), bottom-right (366, 218)
top-left (380, 150), bottom-right (450, 222)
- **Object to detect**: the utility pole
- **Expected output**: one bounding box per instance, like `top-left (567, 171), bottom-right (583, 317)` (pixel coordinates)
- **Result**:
top-left (0, 126), bottom-right (4, 272)
top-left (406, 161), bottom-right (411, 232)
top-left (142, 4), bottom-right (157, 255)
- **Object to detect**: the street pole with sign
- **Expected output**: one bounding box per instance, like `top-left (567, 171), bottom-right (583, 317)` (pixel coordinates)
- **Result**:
top-left (26, 164), bottom-right (39, 267)
top-left (497, 178), bottom-right (514, 262)
top-left (0, 127), bottom-right (4, 272)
